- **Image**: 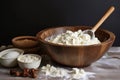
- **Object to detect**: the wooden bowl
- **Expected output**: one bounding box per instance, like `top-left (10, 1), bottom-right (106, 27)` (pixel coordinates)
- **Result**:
top-left (12, 36), bottom-right (39, 48)
top-left (36, 26), bottom-right (115, 67)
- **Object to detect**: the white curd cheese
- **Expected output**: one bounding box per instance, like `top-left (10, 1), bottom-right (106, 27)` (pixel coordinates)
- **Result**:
top-left (41, 64), bottom-right (68, 77)
top-left (70, 68), bottom-right (85, 79)
top-left (46, 30), bottom-right (101, 45)
top-left (41, 64), bottom-right (96, 80)
top-left (18, 54), bottom-right (39, 63)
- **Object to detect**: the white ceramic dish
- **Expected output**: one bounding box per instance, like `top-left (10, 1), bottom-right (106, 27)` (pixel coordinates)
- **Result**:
top-left (17, 54), bottom-right (42, 69)
top-left (0, 48), bottom-right (24, 67)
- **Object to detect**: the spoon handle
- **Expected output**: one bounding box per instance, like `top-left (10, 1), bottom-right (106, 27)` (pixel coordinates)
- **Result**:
top-left (92, 6), bottom-right (115, 32)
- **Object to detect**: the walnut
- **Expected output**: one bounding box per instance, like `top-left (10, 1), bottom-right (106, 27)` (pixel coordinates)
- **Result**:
top-left (29, 68), bottom-right (37, 78)
top-left (10, 69), bottom-right (16, 75)
top-left (14, 71), bottom-right (21, 77)
top-left (22, 68), bottom-right (30, 77)
top-left (10, 69), bottom-right (21, 77)
top-left (10, 68), bottom-right (38, 78)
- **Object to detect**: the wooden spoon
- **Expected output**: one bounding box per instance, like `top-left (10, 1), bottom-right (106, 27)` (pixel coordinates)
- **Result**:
top-left (83, 6), bottom-right (115, 39)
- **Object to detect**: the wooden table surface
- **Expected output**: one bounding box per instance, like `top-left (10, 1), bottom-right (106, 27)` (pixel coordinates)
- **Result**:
top-left (0, 46), bottom-right (120, 80)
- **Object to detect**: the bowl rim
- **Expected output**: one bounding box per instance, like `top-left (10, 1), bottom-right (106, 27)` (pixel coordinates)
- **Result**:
top-left (17, 54), bottom-right (42, 64)
top-left (0, 48), bottom-right (24, 59)
top-left (12, 36), bottom-right (39, 48)
top-left (36, 26), bottom-right (115, 47)
top-left (12, 36), bottom-right (38, 41)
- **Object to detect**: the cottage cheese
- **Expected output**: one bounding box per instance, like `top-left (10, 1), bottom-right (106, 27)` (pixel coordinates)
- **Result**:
top-left (46, 30), bottom-right (101, 45)
top-left (41, 64), bottom-right (95, 80)
top-left (41, 64), bottom-right (68, 77)
top-left (18, 54), bottom-right (39, 63)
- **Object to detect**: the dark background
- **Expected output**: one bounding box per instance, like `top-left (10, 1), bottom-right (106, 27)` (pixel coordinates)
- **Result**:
top-left (1, 0), bottom-right (120, 46)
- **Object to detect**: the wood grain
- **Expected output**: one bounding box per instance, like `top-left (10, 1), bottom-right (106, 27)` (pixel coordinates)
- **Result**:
top-left (36, 26), bottom-right (115, 67)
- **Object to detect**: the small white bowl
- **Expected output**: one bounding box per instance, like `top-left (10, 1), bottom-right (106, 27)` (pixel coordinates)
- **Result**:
top-left (17, 54), bottom-right (42, 69)
top-left (0, 48), bottom-right (24, 67)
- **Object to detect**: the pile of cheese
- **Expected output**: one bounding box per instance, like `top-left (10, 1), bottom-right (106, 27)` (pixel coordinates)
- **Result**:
top-left (46, 30), bottom-right (100, 45)
top-left (18, 55), bottom-right (39, 63)
top-left (41, 64), bottom-right (95, 80)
